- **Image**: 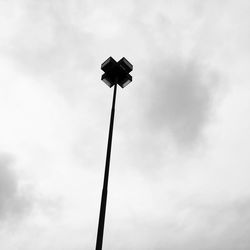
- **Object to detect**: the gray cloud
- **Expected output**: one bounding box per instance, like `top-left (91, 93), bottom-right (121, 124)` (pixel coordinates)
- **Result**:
top-left (118, 58), bottom-right (220, 172)
top-left (0, 155), bottom-right (31, 221)
top-left (143, 58), bottom-right (219, 148)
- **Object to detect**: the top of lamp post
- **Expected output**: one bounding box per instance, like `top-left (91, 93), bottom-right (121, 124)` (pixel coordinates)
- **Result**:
top-left (101, 57), bottom-right (133, 88)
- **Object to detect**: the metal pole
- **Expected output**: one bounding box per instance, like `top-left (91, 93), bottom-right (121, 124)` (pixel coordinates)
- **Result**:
top-left (96, 83), bottom-right (118, 250)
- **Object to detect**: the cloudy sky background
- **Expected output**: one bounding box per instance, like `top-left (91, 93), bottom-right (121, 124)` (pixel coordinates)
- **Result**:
top-left (0, 0), bottom-right (250, 249)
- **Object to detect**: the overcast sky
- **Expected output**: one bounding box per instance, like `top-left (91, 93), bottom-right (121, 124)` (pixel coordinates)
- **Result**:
top-left (0, 0), bottom-right (250, 249)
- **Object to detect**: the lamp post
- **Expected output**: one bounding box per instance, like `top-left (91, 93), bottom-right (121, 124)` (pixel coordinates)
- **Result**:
top-left (96, 57), bottom-right (133, 250)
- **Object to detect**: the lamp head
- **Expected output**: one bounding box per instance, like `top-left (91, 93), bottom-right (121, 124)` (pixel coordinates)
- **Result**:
top-left (101, 57), bottom-right (133, 88)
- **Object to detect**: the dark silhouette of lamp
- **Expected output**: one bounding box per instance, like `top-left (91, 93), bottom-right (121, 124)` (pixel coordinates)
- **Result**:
top-left (101, 57), bottom-right (133, 88)
top-left (96, 57), bottom-right (133, 250)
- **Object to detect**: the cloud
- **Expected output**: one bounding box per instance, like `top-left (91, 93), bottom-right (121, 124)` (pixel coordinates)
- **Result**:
top-left (0, 155), bottom-right (31, 221)
top-left (158, 197), bottom-right (250, 250)
top-left (1, 0), bottom-right (95, 78)
top-left (118, 57), bottom-right (220, 171)
top-left (103, 195), bottom-right (250, 249)
top-left (143, 58), bottom-right (219, 148)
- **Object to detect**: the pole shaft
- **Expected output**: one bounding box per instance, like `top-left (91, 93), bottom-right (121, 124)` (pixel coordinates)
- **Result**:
top-left (96, 83), bottom-right (117, 250)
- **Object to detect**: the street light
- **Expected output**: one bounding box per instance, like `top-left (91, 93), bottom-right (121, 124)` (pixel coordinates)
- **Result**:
top-left (96, 57), bottom-right (133, 250)
top-left (101, 57), bottom-right (133, 88)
